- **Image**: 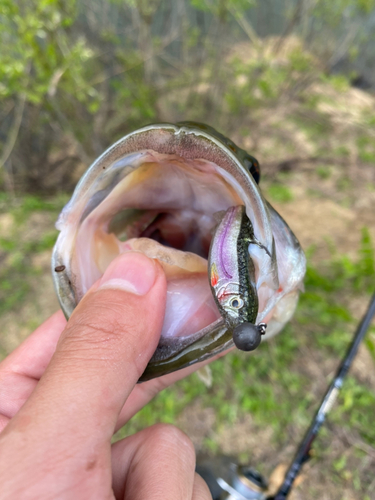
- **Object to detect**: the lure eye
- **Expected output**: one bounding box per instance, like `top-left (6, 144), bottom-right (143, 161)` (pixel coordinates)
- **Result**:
top-left (229, 297), bottom-right (244, 309)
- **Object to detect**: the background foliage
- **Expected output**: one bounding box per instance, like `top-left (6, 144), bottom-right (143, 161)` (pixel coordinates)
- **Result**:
top-left (1, 0), bottom-right (375, 191)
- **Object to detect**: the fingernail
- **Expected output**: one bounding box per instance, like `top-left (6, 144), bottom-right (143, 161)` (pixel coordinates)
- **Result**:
top-left (98, 252), bottom-right (157, 296)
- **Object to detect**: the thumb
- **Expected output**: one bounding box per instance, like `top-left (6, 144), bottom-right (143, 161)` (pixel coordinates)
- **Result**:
top-left (1, 252), bottom-right (166, 465)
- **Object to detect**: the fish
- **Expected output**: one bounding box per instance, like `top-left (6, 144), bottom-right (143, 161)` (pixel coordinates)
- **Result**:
top-left (52, 121), bottom-right (306, 381)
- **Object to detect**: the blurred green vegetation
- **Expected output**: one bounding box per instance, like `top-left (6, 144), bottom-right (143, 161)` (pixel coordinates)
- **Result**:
top-left (266, 183), bottom-right (294, 203)
top-left (1, 0), bottom-right (375, 192)
top-left (0, 193), bottom-right (67, 314)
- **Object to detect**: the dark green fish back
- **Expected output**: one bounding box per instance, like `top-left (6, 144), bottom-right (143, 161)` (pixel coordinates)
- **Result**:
top-left (176, 121), bottom-right (261, 184)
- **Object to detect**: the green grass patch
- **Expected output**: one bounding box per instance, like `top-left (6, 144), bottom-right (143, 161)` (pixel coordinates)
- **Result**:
top-left (334, 145), bottom-right (351, 157)
top-left (291, 113), bottom-right (332, 140)
top-left (315, 165), bottom-right (332, 179)
top-left (332, 376), bottom-right (375, 445)
top-left (0, 193), bottom-right (67, 315)
top-left (365, 327), bottom-right (375, 362)
top-left (267, 184), bottom-right (294, 203)
top-left (0, 193), bottom-right (69, 223)
top-left (356, 136), bottom-right (375, 164)
top-left (320, 74), bottom-right (350, 93)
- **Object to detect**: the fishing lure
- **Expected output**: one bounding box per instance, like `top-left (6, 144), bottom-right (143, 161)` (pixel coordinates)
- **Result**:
top-left (208, 206), bottom-right (267, 351)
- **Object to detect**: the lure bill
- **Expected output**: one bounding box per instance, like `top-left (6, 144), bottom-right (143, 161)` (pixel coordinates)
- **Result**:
top-left (208, 206), bottom-right (268, 351)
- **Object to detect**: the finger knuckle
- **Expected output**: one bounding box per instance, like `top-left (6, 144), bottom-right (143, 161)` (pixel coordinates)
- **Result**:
top-left (148, 423), bottom-right (195, 462)
top-left (64, 302), bottom-right (130, 346)
top-left (194, 472), bottom-right (213, 500)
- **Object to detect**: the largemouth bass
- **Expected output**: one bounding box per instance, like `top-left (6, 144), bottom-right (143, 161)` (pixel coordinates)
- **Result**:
top-left (52, 122), bottom-right (306, 381)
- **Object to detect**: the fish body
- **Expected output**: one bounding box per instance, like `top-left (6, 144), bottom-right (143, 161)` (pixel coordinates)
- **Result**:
top-left (52, 122), bottom-right (306, 381)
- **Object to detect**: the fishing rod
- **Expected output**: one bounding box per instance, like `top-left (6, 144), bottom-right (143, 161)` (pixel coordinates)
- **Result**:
top-left (197, 291), bottom-right (375, 500)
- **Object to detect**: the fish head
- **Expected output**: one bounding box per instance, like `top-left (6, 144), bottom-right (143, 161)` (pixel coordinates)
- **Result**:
top-left (52, 122), bottom-right (306, 381)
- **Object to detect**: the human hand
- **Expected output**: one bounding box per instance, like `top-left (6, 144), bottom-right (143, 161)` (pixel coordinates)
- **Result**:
top-left (0, 252), bottom-right (211, 499)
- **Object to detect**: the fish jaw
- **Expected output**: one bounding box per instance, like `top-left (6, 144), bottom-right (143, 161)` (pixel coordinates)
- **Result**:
top-left (51, 122), bottom-right (306, 381)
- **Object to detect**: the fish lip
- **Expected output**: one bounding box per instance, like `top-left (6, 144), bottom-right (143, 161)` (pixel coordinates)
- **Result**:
top-left (139, 317), bottom-right (230, 382)
top-left (52, 122), bottom-right (275, 380)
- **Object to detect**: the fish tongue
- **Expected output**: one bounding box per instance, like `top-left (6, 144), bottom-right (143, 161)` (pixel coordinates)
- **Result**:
top-left (120, 237), bottom-right (220, 338)
top-left (162, 275), bottom-right (220, 338)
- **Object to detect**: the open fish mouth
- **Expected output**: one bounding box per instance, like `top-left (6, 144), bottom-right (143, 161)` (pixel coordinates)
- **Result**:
top-left (52, 122), bottom-right (306, 381)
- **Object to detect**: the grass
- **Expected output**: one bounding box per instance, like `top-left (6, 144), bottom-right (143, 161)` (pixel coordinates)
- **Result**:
top-left (290, 112), bottom-right (332, 141)
top-left (315, 165), bottom-right (332, 179)
top-left (0, 193), bottom-right (68, 315)
top-left (357, 136), bottom-right (375, 164)
top-left (266, 183), bottom-right (294, 203)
